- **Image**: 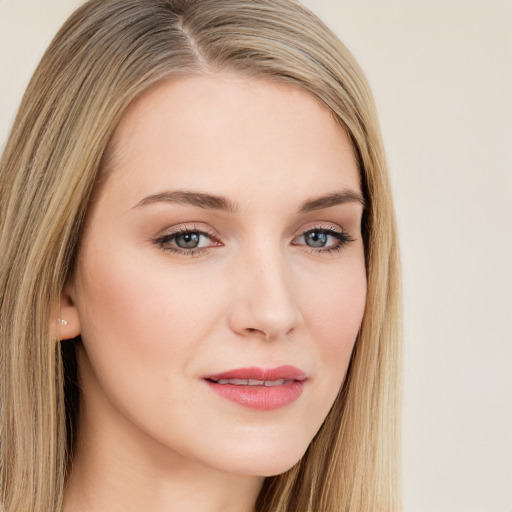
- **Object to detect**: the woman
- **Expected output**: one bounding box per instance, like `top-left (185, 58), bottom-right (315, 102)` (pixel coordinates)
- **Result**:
top-left (0, 1), bottom-right (401, 511)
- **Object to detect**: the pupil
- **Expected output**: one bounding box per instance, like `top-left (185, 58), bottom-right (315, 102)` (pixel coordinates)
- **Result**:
top-left (306, 231), bottom-right (327, 247)
top-left (176, 232), bottom-right (200, 248)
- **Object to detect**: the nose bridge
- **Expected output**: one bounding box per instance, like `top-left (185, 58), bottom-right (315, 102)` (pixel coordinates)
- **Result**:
top-left (228, 238), bottom-right (302, 340)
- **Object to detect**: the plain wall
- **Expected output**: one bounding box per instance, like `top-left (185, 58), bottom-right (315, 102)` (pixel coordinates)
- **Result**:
top-left (1, 1), bottom-right (511, 511)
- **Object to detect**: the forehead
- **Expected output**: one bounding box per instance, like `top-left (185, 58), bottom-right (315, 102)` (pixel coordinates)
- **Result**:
top-left (101, 72), bottom-right (360, 207)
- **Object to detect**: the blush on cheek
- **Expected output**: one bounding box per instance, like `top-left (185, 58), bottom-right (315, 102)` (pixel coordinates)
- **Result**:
top-left (78, 247), bottom-right (218, 366)
top-left (308, 272), bottom-right (365, 333)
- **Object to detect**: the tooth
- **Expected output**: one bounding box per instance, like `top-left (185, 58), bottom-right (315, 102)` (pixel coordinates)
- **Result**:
top-left (264, 379), bottom-right (286, 387)
top-left (229, 379), bottom-right (248, 385)
top-left (213, 378), bottom-right (291, 386)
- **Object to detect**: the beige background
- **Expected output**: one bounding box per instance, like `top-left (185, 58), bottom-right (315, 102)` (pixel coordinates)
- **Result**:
top-left (1, 1), bottom-right (511, 511)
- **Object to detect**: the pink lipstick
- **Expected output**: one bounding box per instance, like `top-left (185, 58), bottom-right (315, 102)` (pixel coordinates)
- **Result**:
top-left (203, 365), bottom-right (307, 410)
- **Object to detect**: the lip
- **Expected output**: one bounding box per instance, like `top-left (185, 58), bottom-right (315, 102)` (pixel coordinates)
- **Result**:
top-left (203, 365), bottom-right (307, 411)
top-left (204, 365), bottom-right (307, 382)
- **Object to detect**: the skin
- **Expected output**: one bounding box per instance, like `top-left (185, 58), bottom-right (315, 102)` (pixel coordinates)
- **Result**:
top-left (60, 72), bottom-right (367, 512)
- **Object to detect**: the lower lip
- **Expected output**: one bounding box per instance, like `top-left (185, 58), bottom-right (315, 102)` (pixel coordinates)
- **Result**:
top-left (204, 380), bottom-right (305, 410)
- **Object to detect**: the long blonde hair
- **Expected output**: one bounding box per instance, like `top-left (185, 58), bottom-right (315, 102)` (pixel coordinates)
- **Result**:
top-left (0, 1), bottom-right (401, 510)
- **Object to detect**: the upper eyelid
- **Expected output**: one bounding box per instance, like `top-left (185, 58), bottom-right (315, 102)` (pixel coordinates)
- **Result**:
top-left (156, 224), bottom-right (219, 239)
top-left (301, 224), bottom-right (343, 232)
top-left (295, 223), bottom-right (347, 237)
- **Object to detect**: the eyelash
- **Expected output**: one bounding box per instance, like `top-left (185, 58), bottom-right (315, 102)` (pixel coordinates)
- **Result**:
top-left (293, 226), bottom-right (355, 255)
top-left (153, 225), bottom-right (219, 257)
top-left (153, 224), bottom-right (355, 256)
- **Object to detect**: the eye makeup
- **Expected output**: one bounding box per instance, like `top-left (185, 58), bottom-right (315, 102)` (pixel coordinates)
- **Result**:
top-left (153, 225), bottom-right (222, 256)
top-left (152, 223), bottom-right (355, 257)
top-left (293, 226), bottom-right (355, 254)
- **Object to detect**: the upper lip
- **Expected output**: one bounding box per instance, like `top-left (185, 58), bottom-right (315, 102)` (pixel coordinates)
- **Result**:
top-left (204, 365), bottom-right (307, 382)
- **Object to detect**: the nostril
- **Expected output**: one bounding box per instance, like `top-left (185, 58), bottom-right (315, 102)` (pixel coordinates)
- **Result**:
top-left (245, 327), bottom-right (267, 337)
top-left (244, 327), bottom-right (272, 341)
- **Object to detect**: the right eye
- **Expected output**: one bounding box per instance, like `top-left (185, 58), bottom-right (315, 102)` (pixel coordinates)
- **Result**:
top-left (154, 227), bottom-right (221, 255)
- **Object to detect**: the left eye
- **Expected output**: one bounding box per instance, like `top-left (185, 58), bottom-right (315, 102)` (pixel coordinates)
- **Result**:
top-left (295, 229), bottom-right (346, 249)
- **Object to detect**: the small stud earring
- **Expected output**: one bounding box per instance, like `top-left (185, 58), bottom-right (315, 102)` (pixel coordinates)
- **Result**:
top-left (58, 318), bottom-right (68, 326)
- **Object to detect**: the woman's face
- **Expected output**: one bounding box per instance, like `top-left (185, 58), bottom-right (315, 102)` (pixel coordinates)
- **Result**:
top-left (64, 73), bottom-right (366, 477)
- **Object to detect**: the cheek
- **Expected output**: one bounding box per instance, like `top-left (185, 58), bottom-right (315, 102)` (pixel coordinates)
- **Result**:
top-left (74, 243), bottom-right (222, 372)
top-left (300, 259), bottom-right (366, 401)
top-left (303, 260), bottom-right (366, 346)
top-left (72, 245), bottom-right (227, 438)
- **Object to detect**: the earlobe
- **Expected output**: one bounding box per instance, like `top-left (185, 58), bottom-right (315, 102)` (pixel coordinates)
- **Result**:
top-left (57, 281), bottom-right (82, 340)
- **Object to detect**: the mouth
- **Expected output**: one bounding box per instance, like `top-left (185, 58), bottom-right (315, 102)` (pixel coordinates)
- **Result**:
top-left (205, 377), bottom-right (295, 387)
top-left (203, 365), bottom-right (307, 383)
top-left (202, 365), bottom-right (307, 410)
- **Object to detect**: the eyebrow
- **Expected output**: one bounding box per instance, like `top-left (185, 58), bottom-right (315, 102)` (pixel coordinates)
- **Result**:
top-left (298, 190), bottom-right (365, 213)
top-left (132, 189), bottom-right (365, 213)
top-left (133, 190), bottom-right (238, 213)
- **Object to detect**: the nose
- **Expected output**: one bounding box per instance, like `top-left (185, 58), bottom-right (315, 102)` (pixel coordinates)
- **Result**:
top-left (226, 245), bottom-right (303, 341)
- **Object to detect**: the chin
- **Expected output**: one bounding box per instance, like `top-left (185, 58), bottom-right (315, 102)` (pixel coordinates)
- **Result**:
top-left (217, 442), bottom-right (307, 477)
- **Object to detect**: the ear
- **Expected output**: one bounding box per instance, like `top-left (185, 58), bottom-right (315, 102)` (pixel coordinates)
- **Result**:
top-left (56, 278), bottom-right (82, 340)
